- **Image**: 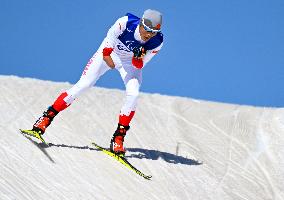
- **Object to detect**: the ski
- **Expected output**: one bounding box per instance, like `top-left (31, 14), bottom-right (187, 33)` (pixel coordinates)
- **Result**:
top-left (19, 129), bottom-right (48, 146)
top-left (91, 142), bottom-right (152, 180)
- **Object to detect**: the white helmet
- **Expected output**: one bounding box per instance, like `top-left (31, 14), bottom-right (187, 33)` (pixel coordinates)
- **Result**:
top-left (141, 9), bottom-right (162, 32)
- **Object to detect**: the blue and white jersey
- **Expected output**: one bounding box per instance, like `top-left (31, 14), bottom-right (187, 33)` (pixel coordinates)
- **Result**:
top-left (103, 13), bottom-right (163, 66)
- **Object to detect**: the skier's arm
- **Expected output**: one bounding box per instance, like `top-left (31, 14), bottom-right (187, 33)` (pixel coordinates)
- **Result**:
top-left (103, 49), bottom-right (115, 69)
top-left (132, 43), bottom-right (163, 69)
top-left (103, 16), bottom-right (127, 68)
top-left (143, 43), bottom-right (163, 66)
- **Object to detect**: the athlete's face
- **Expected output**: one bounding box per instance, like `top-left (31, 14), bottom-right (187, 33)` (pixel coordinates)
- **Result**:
top-left (139, 25), bottom-right (157, 41)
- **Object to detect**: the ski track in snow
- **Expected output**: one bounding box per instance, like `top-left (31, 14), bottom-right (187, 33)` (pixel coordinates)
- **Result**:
top-left (0, 75), bottom-right (284, 200)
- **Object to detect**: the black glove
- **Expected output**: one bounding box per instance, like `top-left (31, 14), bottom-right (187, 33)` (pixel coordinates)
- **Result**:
top-left (133, 46), bottom-right (146, 59)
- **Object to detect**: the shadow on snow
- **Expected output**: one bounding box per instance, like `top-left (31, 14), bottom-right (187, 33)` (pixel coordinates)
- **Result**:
top-left (47, 143), bottom-right (202, 166)
top-left (22, 136), bottom-right (55, 163)
top-left (126, 148), bottom-right (202, 165)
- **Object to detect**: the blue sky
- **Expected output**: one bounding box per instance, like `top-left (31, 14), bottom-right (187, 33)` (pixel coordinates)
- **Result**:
top-left (1, 0), bottom-right (283, 107)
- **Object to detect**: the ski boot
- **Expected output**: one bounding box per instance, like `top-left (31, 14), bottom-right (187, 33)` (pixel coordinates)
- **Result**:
top-left (33, 106), bottom-right (58, 134)
top-left (20, 106), bottom-right (58, 144)
top-left (110, 124), bottom-right (130, 156)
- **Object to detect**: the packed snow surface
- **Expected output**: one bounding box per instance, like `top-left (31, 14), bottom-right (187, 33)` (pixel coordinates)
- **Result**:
top-left (0, 75), bottom-right (283, 200)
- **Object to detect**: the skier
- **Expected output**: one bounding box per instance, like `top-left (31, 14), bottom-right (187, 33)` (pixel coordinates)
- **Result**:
top-left (25, 9), bottom-right (163, 156)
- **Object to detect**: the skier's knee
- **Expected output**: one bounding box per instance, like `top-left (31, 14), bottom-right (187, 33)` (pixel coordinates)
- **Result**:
top-left (126, 90), bottom-right (139, 100)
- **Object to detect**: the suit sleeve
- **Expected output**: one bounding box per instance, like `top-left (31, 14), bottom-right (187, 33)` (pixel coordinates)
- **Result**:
top-left (143, 42), bottom-right (163, 66)
top-left (104, 16), bottom-right (128, 49)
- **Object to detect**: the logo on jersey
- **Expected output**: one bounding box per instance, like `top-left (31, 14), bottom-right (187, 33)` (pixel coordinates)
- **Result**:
top-left (117, 44), bottom-right (131, 52)
top-left (126, 28), bottom-right (133, 32)
top-left (117, 41), bottom-right (138, 52)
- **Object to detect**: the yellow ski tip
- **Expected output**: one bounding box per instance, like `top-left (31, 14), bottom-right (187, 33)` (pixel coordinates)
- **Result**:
top-left (19, 129), bottom-right (48, 145)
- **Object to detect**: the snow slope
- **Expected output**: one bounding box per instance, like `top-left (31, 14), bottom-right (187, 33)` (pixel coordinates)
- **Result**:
top-left (0, 75), bottom-right (283, 200)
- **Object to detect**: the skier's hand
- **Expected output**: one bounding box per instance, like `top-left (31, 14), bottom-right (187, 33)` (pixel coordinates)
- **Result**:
top-left (132, 46), bottom-right (146, 69)
top-left (103, 56), bottom-right (115, 69)
top-left (133, 46), bottom-right (146, 59)
top-left (103, 47), bottom-right (115, 69)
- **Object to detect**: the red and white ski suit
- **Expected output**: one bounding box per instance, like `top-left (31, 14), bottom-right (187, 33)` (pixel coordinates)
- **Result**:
top-left (52, 15), bottom-right (163, 126)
